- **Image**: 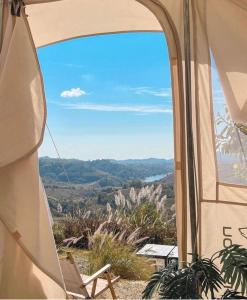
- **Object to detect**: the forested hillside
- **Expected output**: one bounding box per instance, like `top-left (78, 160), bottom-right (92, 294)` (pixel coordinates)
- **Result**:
top-left (39, 157), bottom-right (174, 187)
top-left (39, 157), bottom-right (174, 217)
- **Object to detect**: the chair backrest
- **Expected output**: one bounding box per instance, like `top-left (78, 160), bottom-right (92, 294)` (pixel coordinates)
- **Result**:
top-left (60, 253), bottom-right (88, 296)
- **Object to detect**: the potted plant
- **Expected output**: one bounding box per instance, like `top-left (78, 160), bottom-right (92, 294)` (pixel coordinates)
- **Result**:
top-left (143, 244), bottom-right (247, 299)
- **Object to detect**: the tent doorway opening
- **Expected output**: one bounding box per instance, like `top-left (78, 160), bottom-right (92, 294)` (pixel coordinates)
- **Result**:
top-left (38, 31), bottom-right (177, 295)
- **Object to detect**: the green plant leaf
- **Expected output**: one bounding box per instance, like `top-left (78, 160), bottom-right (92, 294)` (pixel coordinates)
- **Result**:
top-left (191, 257), bottom-right (224, 299)
top-left (219, 245), bottom-right (247, 295)
top-left (142, 260), bottom-right (178, 299)
top-left (221, 289), bottom-right (247, 299)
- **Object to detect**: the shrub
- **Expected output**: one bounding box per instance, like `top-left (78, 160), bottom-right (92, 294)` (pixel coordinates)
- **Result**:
top-left (55, 209), bottom-right (150, 249)
top-left (87, 233), bottom-right (154, 280)
top-left (53, 222), bottom-right (65, 245)
top-left (62, 212), bottom-right (102, 238)
top-left (109, 184), bottom-right (176, 245)
top-left (52, 184), bottom-right (177, 249)
top-left (128, 202), bottom-right (176, 245)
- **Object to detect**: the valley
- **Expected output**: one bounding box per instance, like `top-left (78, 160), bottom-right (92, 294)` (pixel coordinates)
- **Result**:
top-left (39, 157), bottom-right (175, 217)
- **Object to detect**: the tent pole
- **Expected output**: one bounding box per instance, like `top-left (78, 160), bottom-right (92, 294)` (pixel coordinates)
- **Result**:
top-left (183, 0), bottom-right (198, 259)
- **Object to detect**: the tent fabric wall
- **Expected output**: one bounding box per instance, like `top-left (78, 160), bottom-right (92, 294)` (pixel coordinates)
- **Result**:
top-left (0, 153), bottom-right (65, 296)
top-left (191, 0), bottom-right (247, 257)
top-left (0, 3), bottom-right (65, 298)
top-left (0, 0), bottom-right (247, 297)
top-left (207, 0), bottom-right (247, 124)
top-left (0, 9), bottom-right (46, 167)
top-left (151, 0), bottom-right (247, 258)
top-left (0, 219), bottom-right (64, 298)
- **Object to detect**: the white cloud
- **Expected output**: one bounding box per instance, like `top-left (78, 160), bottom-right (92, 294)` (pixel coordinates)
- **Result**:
top-left (153, 89), bottom-right (171, 97)
top-left (64, 63), bottom-right (84, 69)
top-left (130, 87), bottom-right (172, 97)
top-left (60, 88), bottom-right (87, 98)
top-left (62, 102), bottom-right (172, 114)
top-left (46, 61), bottom-right (84, 69)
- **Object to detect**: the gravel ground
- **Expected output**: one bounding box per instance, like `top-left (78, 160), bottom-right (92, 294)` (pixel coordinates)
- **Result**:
top-left (74, 255), bottom-right (152, 299)
top-left (99, 279), bottom-right (148, 299)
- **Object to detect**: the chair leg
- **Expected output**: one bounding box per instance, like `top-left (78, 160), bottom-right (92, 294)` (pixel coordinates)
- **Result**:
top-left (91, 278), bottom-right (97, 298)
top-left (106, 273), bottom-right (117, 299)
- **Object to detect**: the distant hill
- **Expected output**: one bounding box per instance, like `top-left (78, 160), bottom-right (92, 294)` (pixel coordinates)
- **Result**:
top-left (39, 157), bottom-right (174, 187)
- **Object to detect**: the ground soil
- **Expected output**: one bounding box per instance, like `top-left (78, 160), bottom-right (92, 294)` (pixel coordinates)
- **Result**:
top-left (99, 279), bottom-right (148, 299)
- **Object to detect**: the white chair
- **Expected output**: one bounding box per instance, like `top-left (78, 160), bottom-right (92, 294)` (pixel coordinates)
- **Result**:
top-left (60, 252), bottom-right (120, 299)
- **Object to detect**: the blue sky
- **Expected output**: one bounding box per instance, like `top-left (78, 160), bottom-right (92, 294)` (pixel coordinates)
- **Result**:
top-left (38, 33), bottom-right (174, 160)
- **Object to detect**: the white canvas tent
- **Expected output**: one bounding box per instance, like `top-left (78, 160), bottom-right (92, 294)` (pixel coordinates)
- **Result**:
top-left (0, 0), bottom-right (246, 298)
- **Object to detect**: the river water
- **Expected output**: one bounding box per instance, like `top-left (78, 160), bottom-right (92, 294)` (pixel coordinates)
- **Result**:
top-left (144, 174), bottom-right (166, 183)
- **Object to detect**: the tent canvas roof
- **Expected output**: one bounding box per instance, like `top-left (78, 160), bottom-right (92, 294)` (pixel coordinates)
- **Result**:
top-left (26, 0), bottom-right (162, 48)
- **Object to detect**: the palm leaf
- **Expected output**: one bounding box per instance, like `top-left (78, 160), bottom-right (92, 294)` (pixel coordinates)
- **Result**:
top-left (143, 245), bottom-right (247, 299)
top-left (142, 260), bottom-right (177, 299)
top-left (142, 270), bottom-right (163, 299)
top-left (221, 289), bottom-right (247, 299)
top-left (192, 257), bottom-right (224, 299)
top-left (158, 267), bottom-right (199, 299)
top-left (219, 244), bottom-right (247, 295)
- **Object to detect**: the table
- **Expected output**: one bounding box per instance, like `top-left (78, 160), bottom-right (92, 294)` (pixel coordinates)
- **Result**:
top-left (136, 244), bottom-right (178, 266)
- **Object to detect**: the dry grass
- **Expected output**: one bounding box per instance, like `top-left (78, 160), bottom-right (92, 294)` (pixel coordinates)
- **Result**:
top-left (54, 184), bottom-right (176, 249)
top-left (59, 242), bottom-right (154, 281)
top-left (55, 184), bottom-right (176, 293)
top-left (54, 184), bottom-right (176, 282)
top-left (87, 233), bottom-right (154, 280)
top-left (114, 184), bottom-right (175, 220)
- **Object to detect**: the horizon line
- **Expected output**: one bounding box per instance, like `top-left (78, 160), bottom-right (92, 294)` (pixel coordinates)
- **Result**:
top-left (38, 155), bottom-right (174, 161)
